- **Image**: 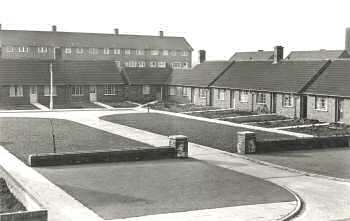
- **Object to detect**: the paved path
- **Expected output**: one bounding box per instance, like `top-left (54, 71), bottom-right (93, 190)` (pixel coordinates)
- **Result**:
top-left (0, 109), bottom-right (350, 220)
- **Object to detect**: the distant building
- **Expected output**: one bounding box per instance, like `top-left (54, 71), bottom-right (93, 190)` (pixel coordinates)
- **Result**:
top-left (229, 50), bottom-right (274, 61)
top-left (285, 50), bottom-right (350, 60)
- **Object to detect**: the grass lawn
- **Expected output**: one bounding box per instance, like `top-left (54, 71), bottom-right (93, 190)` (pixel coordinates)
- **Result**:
top-left (149, 101), bottom-right (218, 113)
top-left (250, 147), bottom-right (350, 179)
top-left (0, 104), bottom-right (37, 110)
top-left (188, 109), bottom-right (256, 119)
top-left (0, 118), bottom-right (152, 163)
top-left (103, 101), bottom-right (139, 108)
top-left (101, 113), bottom-right (293, 153)
top-left (249, 119), bottom-right (320, 128)
top-left (286, 123), bottom-right (350, 136)
top-left (0, 178), bottom-right (26, 213)
top-left (52, 102), bottom-right (101, 109)
top-left (221, 114), bottom-right (289, 124)
top-left (37, 159), bottom-right (294, 219)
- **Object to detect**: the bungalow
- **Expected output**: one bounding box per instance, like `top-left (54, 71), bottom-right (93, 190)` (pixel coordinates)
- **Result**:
top-left (303, 60), bottom-right (350, 124)
top-left (122, 67), bottom-right (172, 103)
top-left (210, 46), bottom-right (331, 118)
top-left (166, 60), bottom-right (230, 106)
top-left (229, 50), bottom-right (274, 61)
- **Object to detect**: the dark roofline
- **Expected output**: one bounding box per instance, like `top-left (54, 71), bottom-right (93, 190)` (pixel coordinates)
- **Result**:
top-left (298, 60), bottom-right (332, 93)
top-left (208, 60), bottom-right (236, 86)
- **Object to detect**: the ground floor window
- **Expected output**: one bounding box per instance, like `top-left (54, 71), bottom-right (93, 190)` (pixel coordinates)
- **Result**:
top-left (282, 94), bottom-right (294, 107)
top-left (315, 96), bottom-right (327, 111)
top-left (169, 86), bottom-right (176, 96)
top-left (9, 86), bottom-right (23, 97)
top-left (217, 89), bottom-right (225, 100)
top-left (177, 87), bottom-right (183, 96)
top-left (199, 88), bottom-right (207, 98)
top-left (44, 85), bottom-right (57, 96)
top-left (142, 85), bottom-right (151, 95)
top-left (256, 92), bottom-right (267, 104)
top-left (104, 84), bottom-right (117, 95)
top-left (239, 90), bottom-right (249, 103)
top-left (183, 87), bottom-right (191, 97)
top-left (71, 85), bottom-right (84, 96)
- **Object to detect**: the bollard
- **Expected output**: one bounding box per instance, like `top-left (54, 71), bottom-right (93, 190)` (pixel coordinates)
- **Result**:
top-left (237, 131), bottom-right (256, 154)
top-left (169, 135), bottom-right (188, 158)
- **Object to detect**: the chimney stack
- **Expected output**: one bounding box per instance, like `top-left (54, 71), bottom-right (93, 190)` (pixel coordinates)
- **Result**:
top-left (159, 31), bottom-right (164, 37)
top-left (52, 25), bottom-right (57, 32)
top-left (114, 28), bottom-right (119, 35)
top-left (273, 46), bottom-right (283, 63)
top-left (199, 50), bottom-right (206, 64)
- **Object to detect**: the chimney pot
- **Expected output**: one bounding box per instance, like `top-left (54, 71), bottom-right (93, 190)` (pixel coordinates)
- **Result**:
top-left (114, 28), bottom-right (119, 35)
top-left (199, 50), bottom-right (206, 64)
top-left (273, 46), bottom-right (284, 63)
top-left (52, 25), bottom-right (57, 32)
top-left (159, 31), bottom-right (164, 37)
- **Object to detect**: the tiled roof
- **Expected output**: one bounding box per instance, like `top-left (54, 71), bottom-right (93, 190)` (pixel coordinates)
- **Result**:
top-left (211, 60), bottom-right (329, 93)
top-left (122, 67), bottom-right (172, 85)
top-left (0, 30), bottom-right (193, 50)
top-left (229, 51), bottom-right (274, 61)
top-left (285, 50), bottom-right (350, 60)
top-left (305, 60), bottom-right (350, 97)
top-left (166, 61), bottom-right (230, 87)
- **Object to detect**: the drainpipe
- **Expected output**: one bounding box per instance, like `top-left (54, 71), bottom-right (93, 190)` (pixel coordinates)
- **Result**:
top-left (49, 62), bottom-right (53, 110)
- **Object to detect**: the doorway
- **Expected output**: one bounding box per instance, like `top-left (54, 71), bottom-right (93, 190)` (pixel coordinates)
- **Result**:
top-left (300, 96), bottom-right (308, 119)
top-left (89, 86), bottom-right (97, 102)
top-left (336, 98), bottom-right (344, 122)
top-left (29, 86), bottom-right (38, 103)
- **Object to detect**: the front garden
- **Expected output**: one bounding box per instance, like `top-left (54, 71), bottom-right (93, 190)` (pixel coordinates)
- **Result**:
top-left (149, 101), bottom-right (218, 113)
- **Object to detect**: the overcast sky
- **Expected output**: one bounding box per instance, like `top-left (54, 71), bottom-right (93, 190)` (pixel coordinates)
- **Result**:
top-left (1, 0), bottom-right (349, 63)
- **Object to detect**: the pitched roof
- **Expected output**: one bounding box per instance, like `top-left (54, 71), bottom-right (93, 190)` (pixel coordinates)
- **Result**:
top-left (0, 30), bottom-right (193, 50)
top-left (305, 60), bottom-right (350, 97)
top-left (229, 51), bottom-right (274, 61)
top-left (123, 67), bottom-right (172, 85)
top-left (166, 61), bottom-right (230, 87)
top-left (285, 50), bottom-right (350, 60)
top-left (211, 60), bottom-right (329, 93)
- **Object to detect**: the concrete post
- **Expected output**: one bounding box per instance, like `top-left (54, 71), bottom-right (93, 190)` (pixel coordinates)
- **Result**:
top-left (237, 131), bottom-right (256, 154)
top-left (169, 135), bottom-right (188, 158)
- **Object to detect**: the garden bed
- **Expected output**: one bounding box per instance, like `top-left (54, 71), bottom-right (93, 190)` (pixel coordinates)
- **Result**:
top-left (286, 123), bottom-right (350, 136)
top-left (149, 102), bottom-right (218, 113)
top-left (0, 178), bottom-right (26, 214)
top-left (0, 104), bottom-right (37, 110)
top-left (249, 119), bottom-right (321, 128)
top-left (52, 102), bottom-right (101, 109)
top-left (188, 109), bottom-right (256, 119)
top-left (221, 114), bottom-right (289, 124)
top-left (104, 101), bottom-right (139, 108)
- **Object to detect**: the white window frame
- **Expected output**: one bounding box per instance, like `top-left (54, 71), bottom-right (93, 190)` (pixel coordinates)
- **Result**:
top-left (136, 49), bottom-right (144, 56)
top-left (128, 60), bottom-right (137, 67)
top-left (150, 61), bottom-right (157, 68)
top-left (183, 62), bottom-right (189, 69)
top-left (76, 48), bottom-right (84, 54)
top-left (7, 46), bottom-right (14, 52)
top-left (151, 49), bottom-right (159, 56)
top-left (181, 51), bottom-right (189, 56)
top-left (65, 48), bottom-right (72, 54)
top-left (104, 84), bottom-right (117, 95)
top-left (44, 85), bottom-right (57, 96)
top-left (163, 50), bottom-right (169, 56)
top-left (177, 87), bottom-right (183, 96)
top-left (256, 92), bottom-right (267, 104)
top-left (199, 88), bottom-right (207, 98)
top-left (183, 87), bottom-right (191, 97)
top-left (239, 90), bottom-right (249, 103)
top-left (142, 85), bottom-right (151, 95)
top-left (158, 61), bottom-right (166, 68)
top-left (103, 48), bottom-right (110, 55)
top-left (169, 86), bottom-right (176, 96)
top-left (71, 85), bottom-right (84, 96)
top-left (89, 48), bottom-right (98, 55)
top-left (9, 86), bottom-right (23, 97)
top-left (38, 47), bottom-right (48, 53)
top-left (218, 89), bottom-right (225, 101)
top-left (18, 46), bottom-right (29, 53)
top-left (138, 61), bottom-right (146, 67)
top-left (114, 49), bottom-right (121, 55)
top-left (315, 96), bottom-right (328, 111)
top-left (282, 94), bottom-right (294, 107)
top-left (124, 49), bottom-right (131, 55)
top-left (171, 62), bottom-right (182, 69)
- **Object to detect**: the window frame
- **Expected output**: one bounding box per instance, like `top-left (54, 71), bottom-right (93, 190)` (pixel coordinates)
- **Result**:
top-left (239, 90), bottom-right (249, 103)
top-left (44, 85), bottom-right (57, 96)
top-left (114, 49), bottom-right (121, 55)
top-left (183, 87), bottom-right (191, 97)
top-left (38, 47), bottom-right (48, 53)
top-left (163, 50), bottom-right (169, 56)
top-left (89, 48), bottom-right (98, 55)
top-left (199, 88), bottom-right (207, 98)
top-left (169, 86), bottom-right (176, 96)
top-left (71, 85), bottom-right (84, 96)
top-left (104, 84), bottom-right (117, 95)
top-left (7, 46), bottom-right (14, 52)
top-left (124, 49), bottom-right (131, 55)
top-left (151, 49), bottom-right (159, 56)
top-left (256, 92), bottom-right (267, 104)
top-left (158, 61), bottom-right (166, 68)
top-left (282, 94), bottom-right (294, 107)
top-left (136, 49), bottom-right (144, 56)
top-left (76, 48), bottom-right (84, 54)
top-left (65, 48), bottom-right (72, 54)
top-left (315, 96), bottom-right (328, 111)
top-left (181, 51), bottom-right (189, 56)
top-left (103, 48), bottom-right (110, 55)
top-left (218, 89), bottom-right (225, 101)
top-left (9, 86), bottom-right (23, 97)
top-left (142, 85), bottom-right (151, 95)
top-left (138, 61), bottom-right (146, 67)
top-left (18, 46), bottom-right (29, 53)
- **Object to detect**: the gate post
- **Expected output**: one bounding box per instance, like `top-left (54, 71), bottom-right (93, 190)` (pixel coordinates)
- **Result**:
top-left (169, 135), bottom-right (188, 158)
top-left (237, 131), bottom-right (256, 154)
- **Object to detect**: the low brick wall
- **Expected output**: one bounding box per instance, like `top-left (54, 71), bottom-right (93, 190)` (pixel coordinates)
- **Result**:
top-left (255, 136), bottom-right (350, 153)
top-left (0, 210), bottom-right (47, 221)
top-left (28, 147), bottom-right (176, 167)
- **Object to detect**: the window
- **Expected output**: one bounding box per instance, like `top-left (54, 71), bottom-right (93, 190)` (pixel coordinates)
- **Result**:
top-left (256, 92), bottom-right (267, 104)
top-left (38, 47), bottom-right (48, 53)
top-left (138, 61), bottom-right (146, 67)
top-left (71, 85), bottom-right (84, 96)
top-left (163, 50), bottom-right (169, 56)
top-left (315, 96), bottom-right (328, 111)
top-left (181, 51), bottom-right (189, 56)
top-left (127, 60), bottom-right (137, 67)
top-left (9, 86), bottom-right (23, 97)
top-left (183, 62), bottom-right (189, 69)
top-left (177, 87), bottom-right (183, 95)
top-left (183, 87), bottom-right (191, 97)
top-left (282, 94), bottom-right (294, 107)
top-left (142, 85), bottom-right (151, 95)
top-left (151, 50), bottom-right (159, 56)
top-left (65, 48), bottom-right (72, 54)
top-left (199, 88), bottom-right (207, 98)
top-left (114, 49), bottom-right (121, 55)
top-left (125, 49), bottom-right (131, 55)
top-left (44, 86), bottom-right (57, 96)
top-left (136, 49), bottom-right (144, 55)
top-left (76, 48), bottom-right (84, 54)
top-left (171, 62), bottom-right (182, 69)
top-left (89, 48), bottom-right (98, 54)
top-left (18, 46), bottom-right (29, 53)
top-left (158, 61), bottom-right (166, 68)
top-left (218, 89), bottom-right (225, 100)
top-left (169, 86), bottom-right (176, 96)
top-left (115, 61), bottom-right (121, 67)
top-left (104, 84), bottom-right (117, 95)
top-left (104, 48), bottom-right (110, 55)
top-left (150, 61), bottom-right (157, 68)
top-left (171, 50), bottom-right (177, 56)
top-left (239, 90), bottom-right (249, 103)
top-left (7, 46), bottom-right (14, 52)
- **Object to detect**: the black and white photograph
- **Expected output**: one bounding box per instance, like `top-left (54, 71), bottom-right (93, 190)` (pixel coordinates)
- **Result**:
top-left (0, 0), bottom-right (349, 220)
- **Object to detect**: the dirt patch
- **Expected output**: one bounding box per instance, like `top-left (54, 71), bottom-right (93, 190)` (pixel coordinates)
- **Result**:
top-left (150, 101), bottom-right (218, 113)
top-left (188, 109), bottom-right (255, 119)
top-left (286, 123), bottom-right (350, 136)
top-left (250, 119), bottom-right (320, 128)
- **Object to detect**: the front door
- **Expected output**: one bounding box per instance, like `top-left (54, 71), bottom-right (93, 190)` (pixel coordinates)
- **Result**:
top-left (89, 86), bottom-right (97, 102)
top-left (29, 86), bottom-right (38, 103)
top-left (300, 96), bottom-right (308, 119)
top-left (230, 90), bottom-right (235, 109)
top-left (336, 98), bottom-right (344, 122)
top-left (271, 93), bottom-right (277, 113)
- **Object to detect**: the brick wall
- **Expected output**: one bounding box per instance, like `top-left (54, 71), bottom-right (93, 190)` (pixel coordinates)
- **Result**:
top-left (193, 88), bottom-right (210, 106)
top-left (307, 95), bottom-right (336, 122)
top-left (0, 86), bottom-right (30, 105)
top-left (38, 85), bottom-right (69, 105)
top-left (126, 85), bottom-right (162, 103)
top-left (212, 88), bottom-right (231, 108)
top-left (342, 99), bottom-right (350, 124)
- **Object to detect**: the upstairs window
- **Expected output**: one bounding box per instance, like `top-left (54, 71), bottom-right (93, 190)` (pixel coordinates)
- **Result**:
top-left (38, 47), bottom-right (48, 53)
top-left (151, 49), bottom-right (159, 56)
top-left (136, 49), bottom-right (144, 55)
top-left (104, 48), bottom-right (110, 55)
top-left (89, 48), bottom-right (98, 55)
top-left (127, 61), bottom-right (137, 67)
top-left (76, 48), bottom-right (84, 54)
top-left (138, 61), bottom-right (146, 67)
top-left (114, 49), bottom-right (121, 55)
top-left (7, 46), bottom-right (14, 52)
top-left (104, 84), bottom-right (117, 95)
top-left (256, 92), bottom-right (267, 104)
top-left (125, 49), bottom-right (131, 55)
top-left (9, 86), bottom-right (23, 97)
top-left (158, 61), bottom-right (166, 68)
top-left (163, 50), bottom-right (169, 56)
top-left (18, 46), bottom-right (29, 53)
top-left (239, 90), bottom-right (249, 103)
top-left (315, 96), bottom-right (328, 111)
top-left (218, 89), bottom-right (225, 100)
top-left (142, 85), bottom-right (151, 95)
top-left (44, 86), bottom-right (57, 96)
top-left (71, 85), bottom-right (84, 96)
top-left (282, 94), bottom-right (294, 107)
top-left (181, 51), bottom-right (189, 56)
top-left (65, 48), bottom-right (72, 54)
